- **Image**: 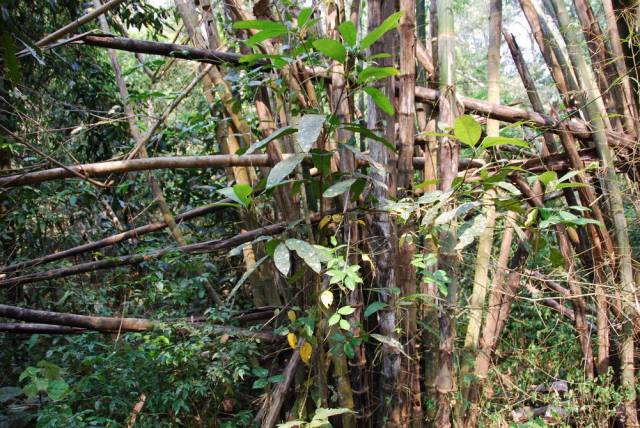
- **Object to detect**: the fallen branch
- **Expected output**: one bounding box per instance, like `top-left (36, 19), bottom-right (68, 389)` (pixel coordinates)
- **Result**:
top-left (79, 34), bottom-right (251, 66)
top-left (0, 220), bottom-right (291, 288)
top-left (0, 305), bottom-right (278, 342)
top-left (0, 199), bottom-right (233, 274)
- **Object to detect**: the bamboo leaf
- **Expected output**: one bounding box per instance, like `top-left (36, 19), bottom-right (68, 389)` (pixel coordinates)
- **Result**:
top-left (232, 20), bottom-right (286, 31)
top-left (312, 39), bottom-right (347, 63)
top-left (267, 154), bottom-right (306, 189)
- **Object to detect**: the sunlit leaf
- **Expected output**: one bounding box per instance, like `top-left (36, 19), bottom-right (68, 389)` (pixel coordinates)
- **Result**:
top-left (360, 11), bottom-right (403, 50)
top-left (454, 115), bottom-right (482, 147)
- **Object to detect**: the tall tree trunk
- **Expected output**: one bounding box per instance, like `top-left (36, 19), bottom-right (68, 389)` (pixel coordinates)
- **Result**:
top-left (367, 1), bottom-right (402, 426)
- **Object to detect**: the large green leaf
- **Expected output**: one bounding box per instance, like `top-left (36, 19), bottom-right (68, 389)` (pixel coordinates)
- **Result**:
top-left (454, 115), bottom-right (482, 147)
top-left (296, 114), bottom-right (325, 152)
top-left (360, 11), bottom-right (403, 50)
top-left (338, 21), bottom-right (357, 46)
top-left (323, 179), bottom-right (356, 198)
top-left (312, 39), bottom-right (347, 63)
top-left (274, 242), bottom-right (291, 276)
top-left (266, 154), bottom-right (306, 188)
top-left (286, 239), bottom-right (321, 273)
top-left (363, 86), bottom-right (394, 115)
top-left (357, 66), bottom-right (398, 85)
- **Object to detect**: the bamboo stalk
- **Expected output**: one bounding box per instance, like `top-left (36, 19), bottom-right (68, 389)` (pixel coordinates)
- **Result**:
top-left (551, 0), bottom-right (638, 421)
top-left (435, 0), bottom-right (460, 425)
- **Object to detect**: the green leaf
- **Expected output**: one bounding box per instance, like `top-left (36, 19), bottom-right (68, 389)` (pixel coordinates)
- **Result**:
top-left (313, 39), bottom-right (347, 63)
top-left (364, 301), bottom-right (387, 317)
top-left (363, 86), bottom-right (394, 115)
top-left (337, 305), bottom-right (355, 315)
top-left (252, 378), bottom-right (269, 389)
top-left (454, 115), bottom-right (482, 147)
top-left (339, 319), bottom-right (350, 330)
top-left (323, 179), bottom-right (356, 198)
top-left (274, 243), bottom-right (291, 276)
top-left (357, 66), bottom-right (398, 84)
top-left (252, 367), bottom-right (269, 377)
top-left (233, 20), bottom-right (286, 31)
top-left (480, 136), bottom-right (529, 149)
top-left (538, 171), bottom-right (558, 187)
top-left (233, 184), bottom-right (253, 206)
top-left (246, 28), bottom-right (288, 47)
top-left (46, 379), bottom-right (68, 401)
top-left (297, 8), bottom-right (314, 28)
top-left (360, 11), bottom-right (404, 50)
top-left (246, 126), bottom-right (297, 154)
top-left (494, 181), bottom-right (521, 195)
top-left (338, 21), bottom-right (357, 46)
top-left (266, 154), bottom-right (306, 189)
top-left (328, 313), bottom-right (341, 326)
top-left (296, 114), bottom-right (325, 152)
top-left (286, 238), bottom-right (322, 273)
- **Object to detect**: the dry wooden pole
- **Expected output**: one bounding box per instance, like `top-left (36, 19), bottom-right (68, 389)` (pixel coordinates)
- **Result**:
top-left (34, 0), bottom-right (127, 47)
top-left (0, 155), bottom-right (272, 188)
top-left (79, 35), bottom-right (250, 65)
top-left (435, 0), bottom-right (460, 425)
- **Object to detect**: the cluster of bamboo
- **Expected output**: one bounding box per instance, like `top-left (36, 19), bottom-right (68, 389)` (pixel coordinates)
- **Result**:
top-left (2, 0), bottom-right (640, 426)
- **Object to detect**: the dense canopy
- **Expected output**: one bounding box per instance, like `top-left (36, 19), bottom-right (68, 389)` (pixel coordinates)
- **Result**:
top-left (1, 0), bottom-right (640, 426)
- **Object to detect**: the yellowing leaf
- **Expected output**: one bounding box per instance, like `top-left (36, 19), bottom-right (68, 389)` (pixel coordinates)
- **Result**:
top-left (287, 333), bottom-right (298, 349)
top-left (287, 310), bottom-right (297, 321)
top-left (300, 342), bottom-right (313, 365)
top-left (320, 290), bottom-right (334, 308)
